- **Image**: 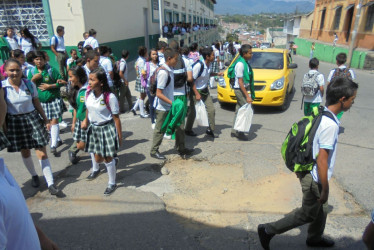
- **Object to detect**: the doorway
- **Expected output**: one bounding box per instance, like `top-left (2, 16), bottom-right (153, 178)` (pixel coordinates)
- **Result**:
top-left (345, 7), bottom-right (354, 42)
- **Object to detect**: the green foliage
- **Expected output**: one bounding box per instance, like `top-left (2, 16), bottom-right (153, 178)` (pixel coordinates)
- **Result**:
top-left (226, 33), bottom-right (239, 42)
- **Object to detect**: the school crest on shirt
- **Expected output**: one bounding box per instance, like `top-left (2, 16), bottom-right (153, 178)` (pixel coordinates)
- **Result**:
top-left (100, 99), bottom-right (105, 106)
top-left (80, 96), bottom-right (85, 103)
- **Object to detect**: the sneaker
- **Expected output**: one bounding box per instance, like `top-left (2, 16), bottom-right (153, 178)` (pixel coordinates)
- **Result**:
top-left (130, 109), bottom-right (137, 116)
top-left (257, 224), bottom-right (274, 250)
top-left (151, 123), bottom-right (156, 130)
top-left (86, 170), bottom-right (100, 181)
top-left (31, 175), bottom-right (40, 188)
top-left (140, 114), bottom-right (149, 118)
top-left (164, 134), bottom-right (172, 139)
top-left (206, 128), bottom-right (218, 138)
top-left (104, 184), bottom-right (117, 196)
top-left (68, 150), bottom-right (79, 164)
top-left (48, 184), bottom-right (60, 195)
top-left (306, 237), bottom-right (335, 248)
top-left (59, 121), bottom-right (68, 130)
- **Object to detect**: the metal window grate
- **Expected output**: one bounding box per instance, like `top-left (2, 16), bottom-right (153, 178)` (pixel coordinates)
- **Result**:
top-left (0, 0), bottom-right (49, 41)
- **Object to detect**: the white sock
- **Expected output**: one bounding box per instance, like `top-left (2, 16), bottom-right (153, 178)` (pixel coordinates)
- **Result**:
top-left (133, 98), bottom-right (140, 111)
top-left (210, 77), bottom-right (215, 88)
top-left (39, 159), bottom-right (54, 187)
top-left (91, 153), bottom-right (100, 172)
top-left (22, 156), bottom-right (37, 176)
top-left (105, 160), bottom-right (116, 185)
top-left (50, 124), bottom-right (60, 147)
top-left (139, 99), bottom-right (145, 116)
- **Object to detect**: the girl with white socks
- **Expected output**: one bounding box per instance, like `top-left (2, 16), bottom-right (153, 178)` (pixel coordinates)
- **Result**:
top-left (131, 46), bottom-right (149, 118)
top-left (2, 59), bottom-right (59, 195)
top-left (83, 68), bottom-right (122, 195)
top-left (28, 51), bottom-right (66, 155)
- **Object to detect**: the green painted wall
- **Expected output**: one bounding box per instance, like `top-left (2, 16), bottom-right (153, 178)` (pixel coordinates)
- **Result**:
top-left (294, 38), bottom-right (367, 69)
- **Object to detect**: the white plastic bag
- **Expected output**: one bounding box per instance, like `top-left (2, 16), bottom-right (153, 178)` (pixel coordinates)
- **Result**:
top-left (195, 100), bottom-right (209, 127)
top-left (234, 103), bottom-right (253, 132)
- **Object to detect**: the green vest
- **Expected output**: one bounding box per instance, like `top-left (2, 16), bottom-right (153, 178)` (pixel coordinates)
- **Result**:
top-left (76, 87), bottom-right (87, 121)
top-left (228, 56), bottom-right (255, 100)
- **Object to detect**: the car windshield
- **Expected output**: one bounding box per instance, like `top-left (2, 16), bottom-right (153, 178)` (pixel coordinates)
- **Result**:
top-left (249, 52), bottom-right (284, 69)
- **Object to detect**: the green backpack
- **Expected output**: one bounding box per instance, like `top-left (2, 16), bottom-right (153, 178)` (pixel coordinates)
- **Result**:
top-left (281, 106), bottom-right (337, 172)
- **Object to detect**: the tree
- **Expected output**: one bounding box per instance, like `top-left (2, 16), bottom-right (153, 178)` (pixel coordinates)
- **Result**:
top-left (226, 33), bottom-right (239, 42)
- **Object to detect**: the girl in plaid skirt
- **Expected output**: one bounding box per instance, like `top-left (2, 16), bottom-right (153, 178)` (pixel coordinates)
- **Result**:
top-left (131, 46), bottom-right (149, 118)
top-left (83, 68), bottom-right (122, 195)
top-left (209, 43), bottom-right (221, 89)
top-left (28, 51), bottom-right (67, 155)
top-left (3, 59), bottom-right (59, 195)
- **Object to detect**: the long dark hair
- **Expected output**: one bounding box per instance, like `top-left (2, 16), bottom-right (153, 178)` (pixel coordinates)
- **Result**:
top-left (20, 27), bottom-right (38, 50)
top-left (90, 68), bottom-right (111, 94)
top-left (147, 48), bottom-right (159, 64)
top-left (67, 66), bottom-right (88, 109)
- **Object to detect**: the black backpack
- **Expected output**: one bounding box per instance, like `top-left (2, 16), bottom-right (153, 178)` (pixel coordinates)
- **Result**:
top-left (173, 55), bottom-right (187, 88)
top-left (191, 60), bottom-right (205, 80)
top-left (149, 66), bottom-right (171, 96)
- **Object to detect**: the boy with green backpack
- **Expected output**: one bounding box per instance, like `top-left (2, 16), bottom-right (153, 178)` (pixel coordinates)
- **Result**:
top-left (257, 77), bottom-right (358, 249)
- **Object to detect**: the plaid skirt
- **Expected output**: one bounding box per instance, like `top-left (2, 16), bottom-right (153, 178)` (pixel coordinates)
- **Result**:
top-left (41, 98), bottom-right (67, 120)
top-left (0, 130), bottom-right (10, 151)
top-left (211, 61), bottom-right (219, 73)
top-left (135, 77), bottom-right (145, 93)
top-left (73, 120), bottom-right (87, 143)
top-left (6, 110), bottom-right (49, 152)
top-left (85, 120), bottom-right (119, 157)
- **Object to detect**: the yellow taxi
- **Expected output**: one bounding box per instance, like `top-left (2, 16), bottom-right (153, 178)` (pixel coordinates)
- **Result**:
top-left (217, 48), bottom-right (298, 110)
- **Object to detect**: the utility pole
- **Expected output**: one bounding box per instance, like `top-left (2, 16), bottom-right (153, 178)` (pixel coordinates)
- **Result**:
top-left (158, 0), bottom-right (163, 38)
top-left (347, 0), bottom-right (364, 67)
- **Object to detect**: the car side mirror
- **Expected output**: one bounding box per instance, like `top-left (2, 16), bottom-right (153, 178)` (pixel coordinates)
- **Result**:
top-left (288, 63), bottom-right (298, 69)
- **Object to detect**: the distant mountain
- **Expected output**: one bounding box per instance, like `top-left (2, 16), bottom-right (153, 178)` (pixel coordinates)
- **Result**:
top-left (214, 0), bottom-right (314, 15)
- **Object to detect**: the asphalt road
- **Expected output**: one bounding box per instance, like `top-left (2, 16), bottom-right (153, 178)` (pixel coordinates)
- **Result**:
top-left (0, 54), bottom-right (372, 249)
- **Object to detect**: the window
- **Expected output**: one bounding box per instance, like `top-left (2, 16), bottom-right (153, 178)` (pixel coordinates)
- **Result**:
top-left (320, 8), bottom-right (326, 29)
top-left (365, 4), bottom-right (374, 31)
top-left (249, 52), bottom-right (284, 70)
top-left (333, 6), bottom-right (342, 30)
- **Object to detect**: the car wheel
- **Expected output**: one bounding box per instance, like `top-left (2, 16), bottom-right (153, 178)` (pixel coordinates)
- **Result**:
top-left (279, 90), bottom-right (290, 111)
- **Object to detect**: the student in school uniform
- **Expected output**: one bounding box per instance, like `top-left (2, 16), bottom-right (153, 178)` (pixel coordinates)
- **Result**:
top-left (143, 48), bottom-right (159, 128)
top-left (83, 50), bottom-right (100, 78)
top-left (157, 41), bottom-right (168, 65)
top-left (118, 50), bottom-right (133, 113)
top-left (132, 46), bottom-right (149, 118)
top-left (83, 29), bottom-right (99, 49)
top-left (83, 68), bottom-right (122, 195)
top-left (3, 27), bottom-right (20, 50)
top-left (209, 43), bottom-right (221, 89)
top-left (186, 47), bottom-right (223, 138)
top-left (19, 27), bottom-right (41, 55)
top-left (2, 59), bottom-right (59, 195)
top-left (66, 49), bottom-right (79, 71)
top-left (150, 48), bottom-right (194, 160)
top-left (28, 51), bottom-right (66, 155)
top-left (50, 25), bottom-right (68, 80)
top-left (98, 45), bottom-right (115, 92)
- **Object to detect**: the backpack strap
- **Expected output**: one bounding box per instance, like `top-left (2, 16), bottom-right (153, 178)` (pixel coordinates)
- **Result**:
top-left (23, 79), bottom-right (34, 96)
top-left (146, 62), bottom-right (150, 80)
top-left (50, 35), bottom-right (58, 48)
top-left (192, 60), bottom-right (204, 79)
top-left (85, 85), bottom-right (112, 112)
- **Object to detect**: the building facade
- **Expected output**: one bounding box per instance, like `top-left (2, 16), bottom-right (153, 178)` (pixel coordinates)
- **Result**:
top-left (0, 0), bottom-right (218, 61)
top-left (302, 0), bottom-right (374, 50)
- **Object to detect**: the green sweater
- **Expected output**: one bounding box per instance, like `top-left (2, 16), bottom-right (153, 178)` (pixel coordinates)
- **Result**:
top-left (28, 65), bottom-right (62, 103)
top-left (76, 86), bottom-right (87, 121)
top-left (228, 56), bottom-right (256, 100)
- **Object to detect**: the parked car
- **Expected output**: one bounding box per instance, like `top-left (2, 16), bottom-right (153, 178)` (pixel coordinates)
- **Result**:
top-left (217, 48), bottom-right (298, 110)
top-left (260, 42), bottom-right (271, 48)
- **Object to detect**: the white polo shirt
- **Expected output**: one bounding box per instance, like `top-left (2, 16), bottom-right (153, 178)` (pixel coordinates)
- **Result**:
top-left (303, 70), bottom-right (325, 103)
top-left (310, 108), bottom-right (340, 183)
top-left (2, 79), bottom-right (38, 115)
top-left (20, 37), bottom-right (40, 55)
top-left (192, 60), bottom-right (211, 90)
top-left (6, 36), bottom-right (20, 50)
top-left (83, 36), bottom-right (99, 49)
top-left (0, 158), bottom-right (41, 250)
top-left (158, 52), bottom-right (165, 65)
top-left (50, 35), bottom-right (65, 52)
top-left (233, 61), bottom-right (250, 89)
top-left (99, 56), bottom-right (114, 87)
top-left (155, 63), bottom-right (174, 111)
top-left (83, 64), bottom-right (91, 78)
top-left (86, 92), bottom-right (119, 125)
top-left (327, 65), bottom-right (355, 82)
top-left (119, 58), bottom-right (128, 81)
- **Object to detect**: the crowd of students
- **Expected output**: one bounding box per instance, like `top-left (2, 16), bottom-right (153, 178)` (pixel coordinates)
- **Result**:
top-left (162, 22), bottom-right (217, 38)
